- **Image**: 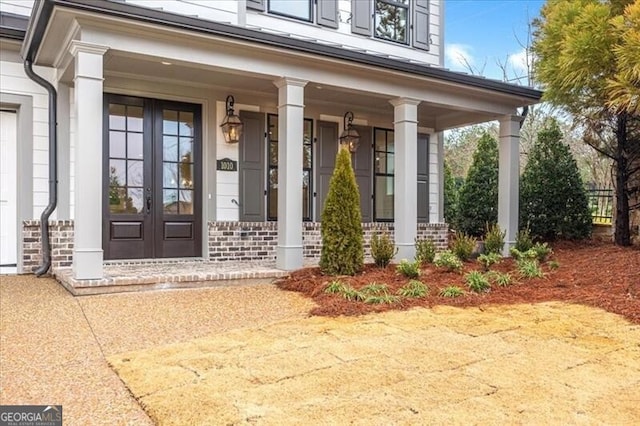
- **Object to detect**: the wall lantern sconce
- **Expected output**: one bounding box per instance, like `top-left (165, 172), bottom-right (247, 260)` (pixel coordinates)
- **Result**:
top-left (339, 111), bottom-right (360, 153)
top-left (220, 95), bottom-right (243, 144)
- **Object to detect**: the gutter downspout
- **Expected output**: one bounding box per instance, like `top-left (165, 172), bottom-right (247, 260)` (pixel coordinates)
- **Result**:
top-left (24, 59), bottom-right (57, 276)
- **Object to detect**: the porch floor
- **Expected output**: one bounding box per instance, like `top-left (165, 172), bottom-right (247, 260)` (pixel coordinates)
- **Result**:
top-left (54, 259), bottom-right (293, 296)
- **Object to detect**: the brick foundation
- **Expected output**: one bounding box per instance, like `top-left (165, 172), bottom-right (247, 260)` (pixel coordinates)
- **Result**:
top-left (22, 220), bottom-right (449, 271)
top-left (22, 221), bottom-right (74, 272)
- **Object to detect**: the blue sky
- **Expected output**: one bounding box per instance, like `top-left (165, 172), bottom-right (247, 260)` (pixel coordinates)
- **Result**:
top-left (444, 0), bottom-right (546, 83)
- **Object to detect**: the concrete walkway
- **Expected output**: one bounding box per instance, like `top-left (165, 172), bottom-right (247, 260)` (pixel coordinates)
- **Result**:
top-left (0, 275), bottom-right (314, 425)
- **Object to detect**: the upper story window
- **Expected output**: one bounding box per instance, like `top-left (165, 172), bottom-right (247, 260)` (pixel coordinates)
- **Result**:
top-left (375, 0), bottom-right (409, 44)
top-left (352, 0), bottom-right (431, 51)
top-left (268, 0), bottom-right (312, 22)
top-left (248, 0), bottom-right (339, 28)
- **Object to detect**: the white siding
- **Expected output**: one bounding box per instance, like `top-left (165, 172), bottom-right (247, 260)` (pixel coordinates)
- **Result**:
top-left (0, 53), bottom-right (55, 219)
top-left (0, 0), bottom-right (35, 16)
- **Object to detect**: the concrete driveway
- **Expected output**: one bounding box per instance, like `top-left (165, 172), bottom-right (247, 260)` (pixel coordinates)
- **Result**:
top-left (2, 274), bottom-right (639, 425)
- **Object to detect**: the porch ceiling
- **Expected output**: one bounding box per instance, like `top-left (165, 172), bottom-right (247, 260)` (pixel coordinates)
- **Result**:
top-left (86, 51), bottom-right (496, 130)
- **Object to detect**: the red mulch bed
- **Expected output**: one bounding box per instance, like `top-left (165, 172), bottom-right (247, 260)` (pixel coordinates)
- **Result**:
top-left (276, 241), bottom-right (640, 324)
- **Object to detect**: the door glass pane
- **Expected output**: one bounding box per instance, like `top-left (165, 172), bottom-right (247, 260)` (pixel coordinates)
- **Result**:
top-left (268, 115), bottom-right (278, 142)
top-left (179, 163), bottom-right (193, 189)
top-left (109, 160), bottom-right (126, 187)
top-left (163, 163), bottom-right (178, 188)
top-left (179, 190), bottom-right (193, 214)
top-left (179, 137), bottom-right (193, 161)
top-left (127, 188), bottom-right (143, 213)
top-left (127, 160), bottom-right (143, 186)
top-left (375, 153), bottom-right (386, 173)
top-left (269, 142), bottom-right (278, 166)
top-left (128, 133), bottom-right (143, 159)
top-left (303, 170), bottom-right (310, 220)
top-left (387, 133), bottom-right (395, 152)
top-left (375, 129), bottom-right (386, 151)
top-left (163, 110), bottom-right (179, 135)
top-left (109, 104), bottom-right (126, 130)
top-left (268, 168), bottom-right (278, 220)
top-left (109, 131), bottom-right (126, 158)
top-left (179, 112), bottom-right (194, 137)
top-left (109, 186), bottom-right (127, 213)
top-left (163, 189), bottom-right (179, 213)
top-left (163, 136), bottom-right (178, 162)
top-left (387, 153), bottom-right (395, 174)
top-left (127, 106), bottom-right (143, 132)
top-left (303, 144), bottom-right (312, 169)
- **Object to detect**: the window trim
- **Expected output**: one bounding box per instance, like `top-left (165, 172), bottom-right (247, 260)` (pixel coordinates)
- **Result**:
top-left (267, 0), bottom-right (313, 24)
top-left (266, 114), bottom-right (314, 222)
top-left (373, 0), bottom-right (410, 46)
top-left (373, 127), bottom-right (395, 222)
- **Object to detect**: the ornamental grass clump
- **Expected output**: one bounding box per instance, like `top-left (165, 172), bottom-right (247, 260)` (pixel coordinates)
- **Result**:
top-left (320, 148), bottom-right (363, 275)
top-left (397, 280), bottom-right (429, 298)
top-left (439, 286), bottom-right (464, 298)
top-left (396, 259), bottom-right (421, 279)
top-left (484, 223), bottom-right (506, 255)
top-left (451, 231), bottom-right (476, 261)
top-left (465, 271), bottom-right (491, 293)
top-left (370, 233), bottom-right (397, 268)
top-left (415, 237), bottom-right (437, 265)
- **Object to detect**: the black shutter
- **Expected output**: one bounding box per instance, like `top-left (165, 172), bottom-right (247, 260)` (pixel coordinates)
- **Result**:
top-left (353, 125), bottom-right (372, 223)
top-left (246, 0), bottom-right (265, 12)
top-left (239, 111), bottom-right (266, 221)
top-left (417, 133), bottom-right (429, 223)
top-left (316, 121), bottom-right (339, 220)
top-left (318, 0), bottom-right (339, 28)
top-left (351, 0), bottom-right (372, 36)
top-left (413, 0), bottom-right (430, 51)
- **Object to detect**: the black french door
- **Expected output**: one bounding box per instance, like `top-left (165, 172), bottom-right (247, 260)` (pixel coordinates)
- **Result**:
top-left (103, 94), bottom-right (202, 260)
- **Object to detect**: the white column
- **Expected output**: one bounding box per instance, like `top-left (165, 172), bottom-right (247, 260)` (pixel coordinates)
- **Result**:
top-left (70, 41), bottom-right (108, 279)
top-left (274, 77), bottom-right (307, 270)
top-left (56, 82), bottom-right (71, 219)
top-left (498, 114), bottom-right (523, 256)
top-left (428, 131), bottom-right (444, 223)
top-left (390, 98), bottom-right (421, 260)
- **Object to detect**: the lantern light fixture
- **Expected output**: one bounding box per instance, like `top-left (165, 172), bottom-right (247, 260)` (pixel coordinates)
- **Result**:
top-left (339, 111), bottom-right (360, 153)
top-left (220, 95), bottom-right (243, 144)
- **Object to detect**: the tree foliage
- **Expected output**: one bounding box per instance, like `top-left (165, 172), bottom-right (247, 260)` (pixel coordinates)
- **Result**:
top-left (521, 119), bottom-right (592, 240)
top-left (532, 0), bottom-right (640, 245)
top-left (456, 133), bottom-right (499, 237)
top-left (320, 147), bottom-right (364, 275)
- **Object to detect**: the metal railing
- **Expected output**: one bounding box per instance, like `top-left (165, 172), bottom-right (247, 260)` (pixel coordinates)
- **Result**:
top-left (587, 187), bottom-right (613, 225)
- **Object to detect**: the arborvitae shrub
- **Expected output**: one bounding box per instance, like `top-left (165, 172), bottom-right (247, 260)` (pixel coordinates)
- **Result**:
top-left (456, 133), bottom-right (499, 237)
top-left (320, 147), bottom-right (364, 275)
top-left (520, 120), bottom-right (592, 240)
top-left (443, 161), bottom-right (459, 225)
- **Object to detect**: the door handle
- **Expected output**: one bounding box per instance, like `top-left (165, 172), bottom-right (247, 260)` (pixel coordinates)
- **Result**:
top-left (146, 195), bottom-right (152, 213)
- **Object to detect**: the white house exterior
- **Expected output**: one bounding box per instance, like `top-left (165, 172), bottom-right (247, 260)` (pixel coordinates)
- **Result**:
top-left (0, 0), bottom-right (541, 279)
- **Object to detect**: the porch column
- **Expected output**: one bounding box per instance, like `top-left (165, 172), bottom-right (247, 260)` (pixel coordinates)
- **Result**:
top-left (274, 77), bottom-right (307, 270)
top-left (498, 114), bottom-right (523, 256)
top-left (69, 41), bottom-right (108, 279)
top-left (56, 82), bottom-right (71, 219)
top-left (390, 98), bottom-right (421, 260)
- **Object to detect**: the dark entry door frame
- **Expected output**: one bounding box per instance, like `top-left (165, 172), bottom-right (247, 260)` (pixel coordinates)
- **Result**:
top-left (102, 94), bottom-right (202, 260)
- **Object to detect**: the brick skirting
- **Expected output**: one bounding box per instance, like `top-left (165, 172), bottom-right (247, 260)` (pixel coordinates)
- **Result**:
top-left (21, 221), bottom-right (449, 271)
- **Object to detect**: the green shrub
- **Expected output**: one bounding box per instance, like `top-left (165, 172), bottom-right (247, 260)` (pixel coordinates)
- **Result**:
top-left (520, 119), bottom-right (592, 241)
top-left (434, 250), bottom-right (464, 273)
top-left (324, 280), bottom-right (345, 294)
top-left (515, 227), bottom-right (534, 252)
top-left (465, 271), bottom-right (491, 293)
top-left (509, 247), bottom-right (538, 261)
top-left (484, 223), bottom-right (506, 255)
top-left (397, 280), bottom-right (429, 298)
top-left (396, 259), bottom-right (421, 279)
top-left (548, 260), bottom-right (560, 270)
top-left (487, 271), bottom-right (513, 287)
top-left (439, 286), bottom-right (464, 298)
top-left (452, 231), bottom-right (476, 261)
top-left (477, 253), bottom-right (502, 271)
top-left (320, 148), bottom-right (364, 275)
top-left (531, 242), bottom-right (553, 262)
top-left (370, 233), bottom-right (397, 268)
top-left (415, 237), bottom-right (437, 265)
top-left (456, 133), bottom-right (499, 237)
top-left (517, 259), bottom-right (544, 279)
